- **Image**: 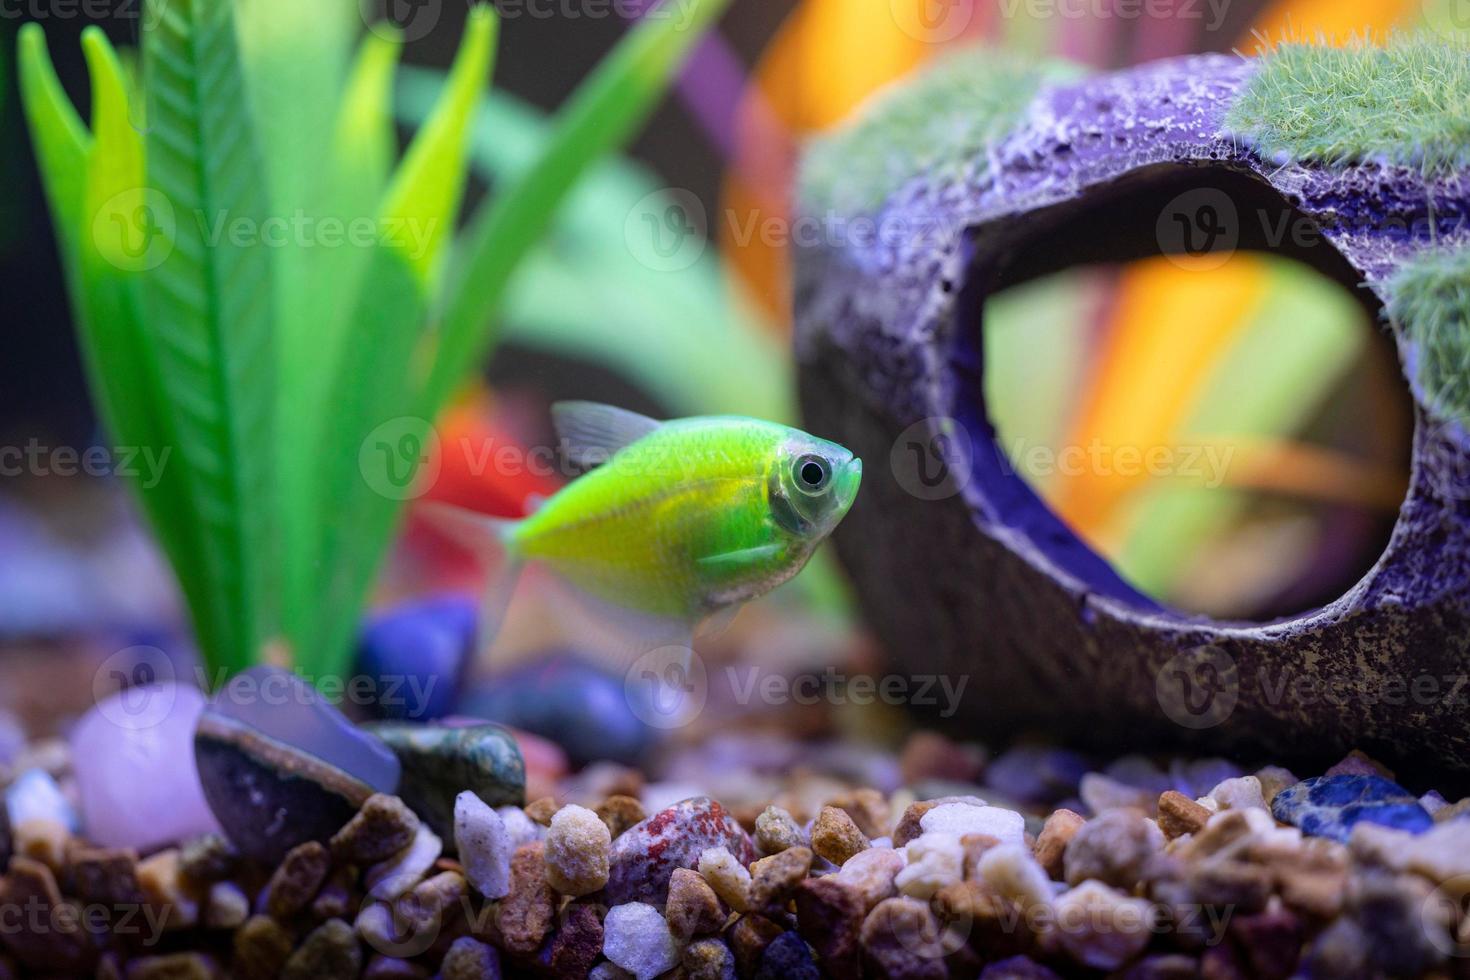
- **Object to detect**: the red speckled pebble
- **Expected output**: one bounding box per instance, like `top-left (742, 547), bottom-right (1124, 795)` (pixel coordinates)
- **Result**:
top-left (601, 797), bottom-right (755, 906)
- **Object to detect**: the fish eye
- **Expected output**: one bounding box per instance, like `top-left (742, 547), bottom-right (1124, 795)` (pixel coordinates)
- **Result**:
top-left (794, 454), bottom-right (831, 494)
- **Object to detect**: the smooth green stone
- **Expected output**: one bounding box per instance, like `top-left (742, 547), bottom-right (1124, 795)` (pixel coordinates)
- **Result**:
top-left (364, 722), bottom-right (525, 837)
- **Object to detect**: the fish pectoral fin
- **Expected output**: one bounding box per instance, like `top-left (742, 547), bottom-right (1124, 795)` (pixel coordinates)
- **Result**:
top-left (697, 544), bottom-right (783, 572)
top-left (552, 401), bottom-right (662, 468)
top-left (699, 603), bottom-right (741, 638)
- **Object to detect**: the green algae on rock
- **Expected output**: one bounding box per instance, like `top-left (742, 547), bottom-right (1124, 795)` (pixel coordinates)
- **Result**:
top-left (1226, 35), bottom-right (1470, 175)
top-left (1391, 246), bottom-right (1470, 424)
top-left (798, 47), bottom-right (1078, 218)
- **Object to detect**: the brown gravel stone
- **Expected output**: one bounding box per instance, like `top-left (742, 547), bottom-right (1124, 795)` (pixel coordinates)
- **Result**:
top-left (1229, 908), bottom-right (1304, 979)
top-left (1248, 836), bottom-right (1348, 918)
top-left (524, 797), bottom-right (559, 826)
top-left (496, 841), bottom-right (555, 955)
top-left (754, 805), bottom-right (807, 855)
top-left (281, 918), bottom-right (361, 980)
top-left (812, 805), bottom-right (869, 865)
top-left (899, 731), bottom-right (985, 786)
top-left (69, 845), bottom-right (144, 905)
top-left (749, 846), bottom-right (812, 912)
top-left (683, 937), bottom-right (738, 980)
top-left (1180, 810), bottom-right (1256, 861)
top-left (892, 801), bottom-right (939, 848)
top-left (137, 848), bottom-right (204, 929)
top-left (1186, 859), bottom-right (1272, 913)
top-left (1253, 767), bottom-right (1297, 807)
top-left (859, 896), bottom-right (949, 979)
top-left (440, 935), bottom-right (501, 980)
top-left (1325, 750), bottom-right (1393, 780)
top-left (398, 870), bottom-right (467, 938)
top-left (178, 834), bottom-right (238, 883)
top-left (1157, 791), bottom-right (1211, 839)
top-left (311, 865), bottom-right (356, 922)
top-left (828, 788), bottom-right (890, 839)
top-left (935, 880), bottom-right (1033, 960)
top-left (125, 952), bottom-right (220, 980)
top-left (204, 880), bottom-right (250, 930)
top-left (0, 856), bottom-right (90, 973)
top-left (548, 903), bottom-right (602, 979)
top-left (727, 913), bottom-right (785, 977)
top-left (960, 833), bottom-right (1001, 880)
top-left (438, 934), bottom-right (502, 980)
top-left (668, 867), bottom-right (727, 941)
top-left (12, 819), bottom-right (67, 870)
top-left (266, 841), bottom-right (331, 920)
top-left (1032, 809), bottom-right (1084, 880)
top-left (1118, 953), bottom-right (1204, 979)
top-left (1063, 809), bottom-right (1160, 888)
top-left (833, 847), bottom-right (904, 910)
top-left (594, 795), bottom-right (645, 839)
top-left (795, 876), bottom-right (865, 975)
top-left (232, 915), bottom-right (294, 980)
top-left (331, 793), bottom-right (420, 864)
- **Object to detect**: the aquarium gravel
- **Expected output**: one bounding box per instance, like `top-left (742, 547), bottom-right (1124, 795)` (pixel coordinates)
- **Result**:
top-left (4, 730), bottom-right (1470, 977)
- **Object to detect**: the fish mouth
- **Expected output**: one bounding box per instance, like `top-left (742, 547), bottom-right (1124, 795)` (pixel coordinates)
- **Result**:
top-left (835, 457), bottom-right (863, 511)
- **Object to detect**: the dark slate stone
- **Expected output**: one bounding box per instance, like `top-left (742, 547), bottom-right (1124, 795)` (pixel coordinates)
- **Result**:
top-left (458, 652), bottom-right (658, 768)
top-left (1271, 775), bottom-right (1433, 842)
top-left (754, 931), bottom-right (821, 980)
top-left (364, 721), bottom-right (525, 838)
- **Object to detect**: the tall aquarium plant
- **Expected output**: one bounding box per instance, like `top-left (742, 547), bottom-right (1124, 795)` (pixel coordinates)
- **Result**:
top-left (18, 0), bottom-right (727, 681)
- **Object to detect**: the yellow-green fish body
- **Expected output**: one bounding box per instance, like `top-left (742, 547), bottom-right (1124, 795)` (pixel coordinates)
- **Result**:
top-left (448, 403), bottom-right (862, 637)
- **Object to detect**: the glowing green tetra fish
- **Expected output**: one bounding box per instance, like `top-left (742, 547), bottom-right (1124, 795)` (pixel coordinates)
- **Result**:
top-left (435, 402), bottom-right (863, 651)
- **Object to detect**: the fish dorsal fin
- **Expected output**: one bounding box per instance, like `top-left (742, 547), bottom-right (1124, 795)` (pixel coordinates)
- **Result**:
top-left (552, 401), bottom-right (662, 468)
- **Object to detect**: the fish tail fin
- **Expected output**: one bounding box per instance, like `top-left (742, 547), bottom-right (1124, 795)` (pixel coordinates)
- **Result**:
top-left (417, 502), bottom-right (525, 660)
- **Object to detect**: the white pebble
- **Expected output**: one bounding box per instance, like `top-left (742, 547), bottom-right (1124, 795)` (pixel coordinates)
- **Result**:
top-left (698, 846), bottom-right (751, 912)
top-left (603, 902), bottom-right (681, 979)
top-left (919, 803), bottom-right (1025, 845)
top-left (1209, 776), bottom-right (1266, 811)
top-left (977, 843), bottom-right (1054, 910)
top-left (896, 832), bottom-right (964, 899)
top-left (496, 805), bottom-right (544, 851)
top-left (365, 824), bottom-right (441, 900)
top-left (589, 964), bottom-right (635, 980)
top-left (6, 770), bottom-right (78, 832)
top-left (456, 792), bottom-right (511, 899)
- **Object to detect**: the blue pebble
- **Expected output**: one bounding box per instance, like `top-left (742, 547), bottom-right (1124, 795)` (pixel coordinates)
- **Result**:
top-left (459, 652), bottom-right (657, 767)
top-left (985, 745), bottom-right (1090, 804)
top-left (6, 769), bottom-right (80, 833)
top-left (357, 594), bottom-right (476, 721)
top-left (1272, 775), bottom-right (1433, 842)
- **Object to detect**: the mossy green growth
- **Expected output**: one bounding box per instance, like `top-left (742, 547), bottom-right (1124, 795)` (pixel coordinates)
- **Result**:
top-left (799, 47), bottom-right (1077, 218)
top-left (1227, 35), bottom-right (1470, 175)
top-left (1391, 246), bottom-right (1470, 422)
